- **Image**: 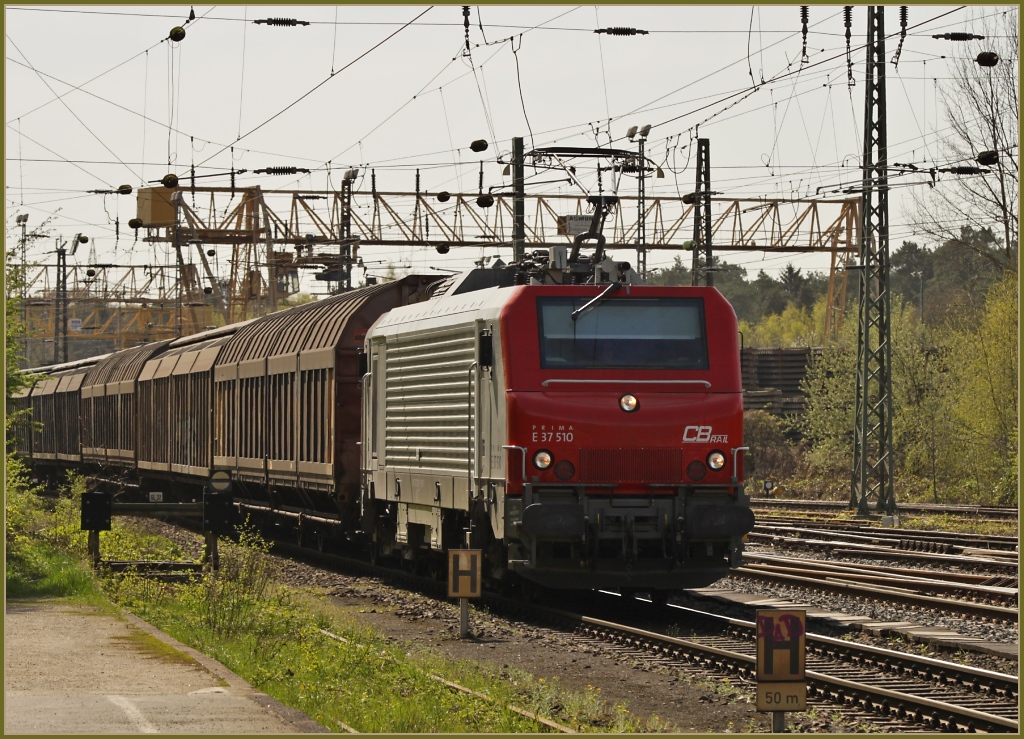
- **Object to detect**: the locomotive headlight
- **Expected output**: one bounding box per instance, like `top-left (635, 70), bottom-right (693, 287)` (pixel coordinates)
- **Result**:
top-left (533, 450), bottom-right (553, 469)
top-left (619, 394), bottom-right (639, 412)
top-left (707, 450), bottom-right (727, 470)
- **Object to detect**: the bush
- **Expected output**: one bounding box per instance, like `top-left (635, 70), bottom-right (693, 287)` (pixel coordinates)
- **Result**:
top-left (5, 457), bottom-right (98, 598)
top-left (744, 410), bottom-right (799, 485)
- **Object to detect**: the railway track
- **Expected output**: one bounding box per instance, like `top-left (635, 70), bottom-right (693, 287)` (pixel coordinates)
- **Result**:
top-left (265, 538), bottom-right (1019, 733)
top-left (752, 498), bottom-right (1019, 522)
top-left (742, 552), bottom-right (1018, 608)
top-left (753, 518), bottom-right (1019, 553)
top-left (565, 597), bottom-right (1019, 734)
top-left (733, 554), bottom-right (1017, 621)
top-left (748, 525), bottom-right (1019, 573)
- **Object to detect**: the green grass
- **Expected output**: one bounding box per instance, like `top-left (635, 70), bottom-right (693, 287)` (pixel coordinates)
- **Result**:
top-left (6, 461), bottom-right (668, 733)
top-left (5, 537), bottom-right (102, 600)
top-left (900, 513), bottom-right (1018, 538)
top-left (104, 550), bottom-right (665, 733)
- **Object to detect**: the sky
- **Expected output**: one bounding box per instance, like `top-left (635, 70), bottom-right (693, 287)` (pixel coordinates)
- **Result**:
top-left (4, 4), bottom-right (1014, 295)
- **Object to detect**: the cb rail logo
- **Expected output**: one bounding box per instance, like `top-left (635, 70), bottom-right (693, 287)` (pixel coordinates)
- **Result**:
top-left (682, 425), bottom-right (729, 444)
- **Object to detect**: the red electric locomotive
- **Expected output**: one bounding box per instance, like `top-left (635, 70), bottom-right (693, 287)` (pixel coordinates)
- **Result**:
top-left (16, 248), bottom-right (753, 600)
top-left (361, 255), bottom-right (754, 596)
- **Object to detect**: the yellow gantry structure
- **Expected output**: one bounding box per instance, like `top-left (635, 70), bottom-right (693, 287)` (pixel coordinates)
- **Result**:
top-left (19, 186), bottom-right (858, 365)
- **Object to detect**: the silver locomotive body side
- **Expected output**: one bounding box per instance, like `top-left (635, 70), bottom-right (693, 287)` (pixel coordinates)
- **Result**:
top-left (361, 278), bottom-right (513, 566)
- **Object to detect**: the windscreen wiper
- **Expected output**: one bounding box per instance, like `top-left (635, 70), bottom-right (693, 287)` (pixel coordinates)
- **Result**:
top-left (571, 281), bottom-right (622, 322)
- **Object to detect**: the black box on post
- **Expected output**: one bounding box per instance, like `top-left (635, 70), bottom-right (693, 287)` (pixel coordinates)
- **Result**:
top-left (80, 492), bottom-right (112, 531)
top-left (203, 494), bottom-right (236, 535)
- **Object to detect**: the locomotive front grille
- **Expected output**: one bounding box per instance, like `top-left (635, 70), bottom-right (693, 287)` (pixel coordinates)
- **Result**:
top-left (579, 448), bottom-right (682, 483)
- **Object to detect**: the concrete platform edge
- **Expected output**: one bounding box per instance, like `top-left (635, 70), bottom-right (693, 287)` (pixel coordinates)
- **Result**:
top-left (119, 609), bottom-right (329, 733)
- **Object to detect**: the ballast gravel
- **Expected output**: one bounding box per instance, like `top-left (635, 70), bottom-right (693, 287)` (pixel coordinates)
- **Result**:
top-left (126, 518), bottom-right (1016, 731)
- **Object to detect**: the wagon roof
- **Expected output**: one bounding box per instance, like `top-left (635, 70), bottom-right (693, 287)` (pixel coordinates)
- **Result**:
top-left (81, 340), bottom-right (171, 388)
top-left (215, 276), bottom-right (435, 364)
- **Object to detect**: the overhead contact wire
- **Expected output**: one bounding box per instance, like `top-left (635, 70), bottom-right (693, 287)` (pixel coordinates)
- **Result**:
top-left (195, 6), bottom-right (434, 171)
top-left (7, 35), bottom-right (139, 184)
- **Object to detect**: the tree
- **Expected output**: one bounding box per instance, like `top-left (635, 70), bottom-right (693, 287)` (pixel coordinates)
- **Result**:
top-left (751, 269), bottom-right (788, 317)
top-left (796, 325), bottom-right (857, 499)
top-left (908, 8), bottom-right (1018, 271)
top-left (926, 226), bottom-right (1006, 322)
top-left (779, 264), bottom-right (806, 299)
top-left (890, 240), bottom-right (931, 318)
top-left (645, 255), bottom-right (691, 286)
top-left (944, 273), bottom-right (1018, 504)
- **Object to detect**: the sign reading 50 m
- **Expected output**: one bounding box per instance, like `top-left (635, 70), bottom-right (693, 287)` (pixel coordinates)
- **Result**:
top-left (682, 426), bottom-right (729, 444)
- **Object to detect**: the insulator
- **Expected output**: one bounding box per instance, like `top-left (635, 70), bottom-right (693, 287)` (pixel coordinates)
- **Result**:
top-left (436, 244), bottom-right (450, 254)
top-left (470, 139), bottom-right (488, 153)
top-left (941, 166), bottom-right (985, 175)
top-left (595, 27), bottom-right (648, 36)
top-left (892, 7), bottom-right (908, 66)
top-left (476, 194), bottom-right (494, 208)
top-left (436, 191), bottom-right (451, 203)
top-left (169, 26), bottom-right (186, 42)
top-left (162, 174), bottom-right (179, 188)
top-left (976, 150), bottom-right (999, 166)
top-left (844, 6), bottom-right (852, 30)
top-left (932, 32), bottom-right (985, 41)
top-left (206, 249), bottom-right (216, 257)
top-left (255, 166), bottom-right (310, 175)
top-left (117, 184), bottom-right (133, 195)
top-left (800, 6), bottom-right (809, 62)
top-left (975, 52), bottom-right (999, 67)
top-left (254, 18), bottom-right (309, 26)
top-left (128, 218), bottom-right (143, 229)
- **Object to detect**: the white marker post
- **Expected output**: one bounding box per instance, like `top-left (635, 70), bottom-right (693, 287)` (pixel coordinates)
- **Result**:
top-left (447, 549), bottom-right (482, 637)
top-left (755, 609), bottom-right (807, 733)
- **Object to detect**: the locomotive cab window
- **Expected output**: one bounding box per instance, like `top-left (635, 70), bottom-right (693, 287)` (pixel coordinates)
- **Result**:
top-left (537, 296), bottom-right (708, 370)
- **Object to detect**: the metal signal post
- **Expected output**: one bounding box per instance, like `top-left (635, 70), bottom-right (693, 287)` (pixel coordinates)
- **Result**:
top-left (851, 6), bottom-right (896, 516)
top-left (54, 242), bottom-right (67, 364)
top-left (512, 136), bottom-right (526, 263)
top-left (691, 139), bottom-right (713, 286)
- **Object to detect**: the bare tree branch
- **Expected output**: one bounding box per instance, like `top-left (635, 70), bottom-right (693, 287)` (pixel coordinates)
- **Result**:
top-left (907, 9), bottom-right (1019, 270)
